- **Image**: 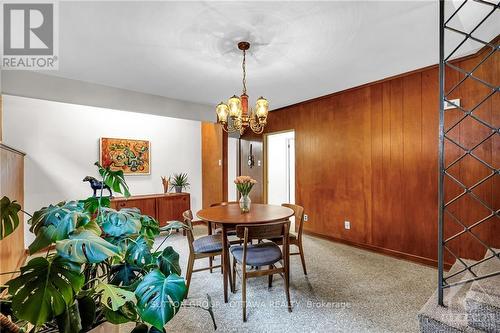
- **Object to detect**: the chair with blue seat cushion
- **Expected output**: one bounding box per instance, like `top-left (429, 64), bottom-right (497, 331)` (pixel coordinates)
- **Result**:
top-left (193, 234), bottom-right (223, 253)
top-left (230, 221), bottom-right (292, 322)
top-left (207, 201), bottom-right (240, 273)
top-left (182, 210), bottom-right (223, 296)
top-left (230, 242), bottom-right (282, 266)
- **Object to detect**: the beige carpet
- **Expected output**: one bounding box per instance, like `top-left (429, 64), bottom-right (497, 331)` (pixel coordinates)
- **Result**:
top-left (146, 226), bottom-right (436, 333)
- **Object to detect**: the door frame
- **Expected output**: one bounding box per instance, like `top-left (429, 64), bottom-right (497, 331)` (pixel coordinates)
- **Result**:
top-left (263, 129), bottom-right (295, 205)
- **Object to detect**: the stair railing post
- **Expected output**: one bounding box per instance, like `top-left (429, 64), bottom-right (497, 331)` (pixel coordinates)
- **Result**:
top-left (438, 0), bottom-right (445, 307)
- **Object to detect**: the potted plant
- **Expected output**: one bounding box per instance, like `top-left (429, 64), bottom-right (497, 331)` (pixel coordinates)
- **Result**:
top-left (234, 176), bottom-right (257, 213)
top-left (169, 173), bottom-right (190, 193)
top-left (0, 163), bottom-right (214, 333)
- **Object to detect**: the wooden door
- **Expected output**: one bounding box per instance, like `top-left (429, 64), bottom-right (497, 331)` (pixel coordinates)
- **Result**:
top-left (201, 122), bottom-right (227, 208)
top-left (240, 138), bottom-right (263, 203)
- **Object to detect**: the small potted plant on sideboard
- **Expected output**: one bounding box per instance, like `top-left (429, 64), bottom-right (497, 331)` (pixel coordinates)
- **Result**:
top-left (169, 173), bottom-right (190, 193)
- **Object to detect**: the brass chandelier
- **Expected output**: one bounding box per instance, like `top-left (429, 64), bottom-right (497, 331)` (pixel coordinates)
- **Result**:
top-left (215, 41), bottom-right (269, 134)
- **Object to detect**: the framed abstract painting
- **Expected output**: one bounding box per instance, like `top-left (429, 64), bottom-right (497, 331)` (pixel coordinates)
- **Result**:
top-left (99, 137), bottom-right (151, 175)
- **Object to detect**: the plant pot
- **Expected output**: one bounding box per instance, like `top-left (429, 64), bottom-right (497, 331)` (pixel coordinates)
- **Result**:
top-left (239, 194), bottom-right (251, 213)
top-left (175, 186), bottom-right (183, 193)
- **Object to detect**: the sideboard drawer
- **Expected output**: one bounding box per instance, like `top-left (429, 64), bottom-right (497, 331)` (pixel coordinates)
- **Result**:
top-left (111, 193), bottom-right (190, 227)
top-left (112, 198), bottom-right (156, 217)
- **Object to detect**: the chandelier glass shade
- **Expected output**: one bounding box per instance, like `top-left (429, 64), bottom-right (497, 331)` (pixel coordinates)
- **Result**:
top-left (215, 41), bottom-right (269, 134)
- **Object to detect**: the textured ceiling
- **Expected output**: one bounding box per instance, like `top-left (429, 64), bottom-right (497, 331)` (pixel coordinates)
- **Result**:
top-left (42, 0), bottom-right (498, 111)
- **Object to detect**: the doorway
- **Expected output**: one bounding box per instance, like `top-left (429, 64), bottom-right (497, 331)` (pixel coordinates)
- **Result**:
top-left (265, 131), bottom-right (295, 205)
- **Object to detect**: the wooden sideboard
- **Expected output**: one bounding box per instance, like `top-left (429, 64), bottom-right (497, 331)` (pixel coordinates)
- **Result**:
top-left (110, 193), bottom-right (190, 226)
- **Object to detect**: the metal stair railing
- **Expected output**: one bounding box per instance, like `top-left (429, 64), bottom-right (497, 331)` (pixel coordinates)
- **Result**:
top-left (438, 0), bottom-right (499, 306)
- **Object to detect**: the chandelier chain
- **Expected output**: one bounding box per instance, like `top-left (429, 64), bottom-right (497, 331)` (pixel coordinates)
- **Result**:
top-left (242, 49), bottom-right (247, 95)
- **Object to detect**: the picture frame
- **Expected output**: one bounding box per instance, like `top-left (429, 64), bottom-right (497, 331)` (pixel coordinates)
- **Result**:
top-left (99, 137), bottom-right (151, 175)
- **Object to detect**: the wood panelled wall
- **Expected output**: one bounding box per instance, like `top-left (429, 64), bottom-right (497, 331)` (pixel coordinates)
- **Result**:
top-left (0, 144), bottom-right (26, 284)
top-left (245, 44), bottom-right (498, 267)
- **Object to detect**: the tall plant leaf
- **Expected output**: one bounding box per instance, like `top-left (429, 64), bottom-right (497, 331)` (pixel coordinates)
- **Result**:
top-left (109, 263), bottom-right (142, 287)
top-left (56, 231), bottom-right (121, 264)
top-left (100, 207), bottom-right (142, 237)
top-left (96, 162), bottom-right (130, 198)
top-left (102, 301), bottom-right (138, 324)
top-left (0, 196), bottom-right (21, 240)
top-left (95, 282), bottom-right (136, 311)
top-left (28, 201), bottom-right (91, 254)
top-left (7, 256), bottom-right (84, 325)
top-left (79, 196), bottom-right (111, 215)
top-left (157, 246), bottom-right (181, 276)
top-left (135, 270), bottom-right (187, 330)
top-left (126, 236), bottom-right (153, 266)
top-left (29, 201), bottom-right (89, 234)
top-left (140, 215), bottom-right (160, 240)
top-left (80, 219), bottom-right (102, 236)
top-left (159, 220), bottom-right (187, 233)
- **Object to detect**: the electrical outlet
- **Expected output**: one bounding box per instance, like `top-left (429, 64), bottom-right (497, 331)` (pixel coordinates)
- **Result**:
top-left (303, 214), bottom-right (309, 222)
top-left (344, 221), bottom-right (351, 230)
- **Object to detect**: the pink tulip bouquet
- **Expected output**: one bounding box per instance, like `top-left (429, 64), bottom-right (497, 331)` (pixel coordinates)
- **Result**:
top-left (234, 176), bottom-right (257, 212)
top-left (234, 176), bottom-right (257, 196)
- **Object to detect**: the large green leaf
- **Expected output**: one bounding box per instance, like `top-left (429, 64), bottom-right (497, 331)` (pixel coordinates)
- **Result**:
top-left (80, 219), bottom-right (102, 236)
top-left (56, 231), bottom-right (121, 264)
top-left (100, 207), bottom-right (142, 237)
top-left (140, 215), bottom-right (160, 240)
top-left (159, 220), bottom-right (187, 233)
top-left (109, 263), bottom-right (142, 287)
top-left (95, 282), bottom-right (136, 311)
top-left (126, 236), bottom-right (153, 266)
top-left (29, 201), bottom-right (89, 234)
top-left (28, 201), bottom-right (91, 254)
top-left (157, 246), bottom-right (181, 276)
top-left (102, 301), bottom-right (138, 324)
top-left (79, 196), bottom-right (111, 215)
top-left (0, 196), bottom-right (21, 240)
top-left (7, 256), bottom-right (84, 325)
top-left (96, 162), bottom-right (130, 198)
top-left (135, 270), bottom-right (187, 330)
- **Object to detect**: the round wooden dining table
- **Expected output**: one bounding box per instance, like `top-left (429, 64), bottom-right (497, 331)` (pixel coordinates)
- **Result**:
top-left (197, 203), bottom-right (294, 303)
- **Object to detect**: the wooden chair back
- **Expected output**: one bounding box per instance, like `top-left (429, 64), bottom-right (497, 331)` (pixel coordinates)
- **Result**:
top-left (182, 210), bottom-right (195, 254)
top-left (282, 203), bottom-right (304, 238)
top-left (235, 221), bottom-right (288, 240)
top-left (236, 221), bottom-right (290, 270)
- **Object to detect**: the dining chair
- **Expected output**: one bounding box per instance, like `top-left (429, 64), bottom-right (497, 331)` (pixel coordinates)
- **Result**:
top-left (209, 201), bottom-right (239, 235)
top-left (230, 221), bottom-right (291, 322)
top-left (270, 204), bottom-right (307, 275)
top-left (206, 201), bottom-right (241, 271)
top-left (182, 210), bottom-right (223, 295)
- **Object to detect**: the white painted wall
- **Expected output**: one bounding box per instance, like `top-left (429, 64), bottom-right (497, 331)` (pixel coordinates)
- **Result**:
top-left (266, 131), bottom-right (295, 205)
top-left (227, 137), bottom-right (238, 201)
top-left (2, 95), bottom-right (202, 248)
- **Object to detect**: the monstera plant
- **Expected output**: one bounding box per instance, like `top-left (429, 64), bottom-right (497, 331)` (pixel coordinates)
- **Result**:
top-left (0, 162), bottom-right (198, 333)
